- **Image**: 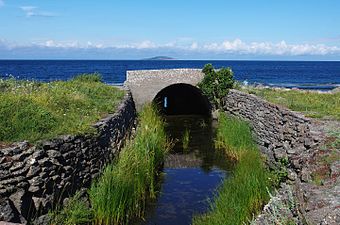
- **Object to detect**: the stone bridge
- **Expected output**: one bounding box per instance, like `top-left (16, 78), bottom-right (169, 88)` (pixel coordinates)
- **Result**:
top-left (124, 69), bottom-right (210, 114)
top-left (124, 68), bottom-right (319, 172)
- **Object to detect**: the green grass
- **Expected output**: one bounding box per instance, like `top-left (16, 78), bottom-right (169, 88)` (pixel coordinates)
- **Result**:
top-left (193, 114), bottom-right (270, 225)
top-left (89, 104), bottom-right (171, 225)
top-left (241, 87), bottom-right (340, 120)
top-left (0, 74), bottom-right (124, 143)
top-left (49, 191), bottom-right (93, 225)
top-left (182, 128), bottom-right (190, 150)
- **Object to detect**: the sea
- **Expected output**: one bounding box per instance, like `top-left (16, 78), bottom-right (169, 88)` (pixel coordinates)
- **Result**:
top-left (0, 60), bottom-right (339, 90)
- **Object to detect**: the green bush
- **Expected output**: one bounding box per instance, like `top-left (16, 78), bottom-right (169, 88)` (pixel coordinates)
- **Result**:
top-left (198, 64), bottom-right (235, 109)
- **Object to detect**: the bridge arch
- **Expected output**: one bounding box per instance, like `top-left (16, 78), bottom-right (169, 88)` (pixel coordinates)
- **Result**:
top-left (125, 69), bottom-right (205, 111)
top-left (153, 83), bottom-right (211, 115)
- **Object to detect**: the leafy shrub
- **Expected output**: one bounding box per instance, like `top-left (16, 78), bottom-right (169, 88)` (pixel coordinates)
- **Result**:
top-left (198, 64), bottom-right (235, 109)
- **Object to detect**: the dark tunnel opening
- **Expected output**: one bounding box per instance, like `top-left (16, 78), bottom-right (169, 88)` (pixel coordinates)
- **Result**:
top-left (153, 83), bottom-right (212, 115)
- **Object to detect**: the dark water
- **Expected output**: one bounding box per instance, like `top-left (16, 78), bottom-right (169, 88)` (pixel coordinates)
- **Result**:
top-left (0, 60), bottom-right (340, 90)
top-left (138, 115), bottom-right (231, 225)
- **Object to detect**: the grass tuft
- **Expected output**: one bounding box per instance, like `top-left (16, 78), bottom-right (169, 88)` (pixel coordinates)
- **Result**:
top-left (89, 104), bottom-right (171, 225)
top-left (49, 191), bottom-right (93, 225)
top-left (182, 128), bottom-right (190, 150)
top-left (193, 113), bottom-right (270, 225)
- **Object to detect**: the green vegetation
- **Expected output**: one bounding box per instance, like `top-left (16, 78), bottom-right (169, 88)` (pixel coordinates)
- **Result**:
top-left (0, 74), bottom-right (124, 143)
top-left (89, 104), bottom-right (171, 225)
top-left (50, 104), bottom-right (170, 225)
top-left (198, 64), bottom-right (235, 109)
top-left (250, 187), bottom-right (298, 225)
top-left (193, 114), bottom-right (270, 225)
top-left (312, 128), bottom-right (340, 186)
top-left (240, 87), bottom-right (340, 120)
top-left (182, 128), bottom-right (190, 150)
top-left (50, 191), bottom-right (93, 225)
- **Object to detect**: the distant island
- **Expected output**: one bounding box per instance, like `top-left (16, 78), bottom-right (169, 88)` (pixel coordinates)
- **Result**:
top-left (144, 56), bottom-right (175, 60)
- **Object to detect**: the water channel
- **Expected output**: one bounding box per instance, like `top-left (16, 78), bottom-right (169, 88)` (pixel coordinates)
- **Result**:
top-left (138, 115), bottom-right (232, 225)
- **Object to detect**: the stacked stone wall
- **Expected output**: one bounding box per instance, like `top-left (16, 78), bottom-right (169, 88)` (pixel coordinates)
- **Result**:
top-left (0, 92), bottom-right (136, 223)
top-left (223, 89), bottom-right (320, 177)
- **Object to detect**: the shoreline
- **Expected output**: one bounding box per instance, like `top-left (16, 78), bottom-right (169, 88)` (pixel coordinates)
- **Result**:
top-left (238, 82), bottom-right (340, 93)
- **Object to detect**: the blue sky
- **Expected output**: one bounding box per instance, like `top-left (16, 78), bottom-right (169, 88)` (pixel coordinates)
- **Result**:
top-left (0, 0), bottom-right (340, 59)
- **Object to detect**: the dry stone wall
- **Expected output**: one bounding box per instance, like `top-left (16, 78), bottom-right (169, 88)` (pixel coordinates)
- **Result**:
top-left (223, 89), bottom-right (320, 174)
top-left (0, 92), bottom-right (136, 224)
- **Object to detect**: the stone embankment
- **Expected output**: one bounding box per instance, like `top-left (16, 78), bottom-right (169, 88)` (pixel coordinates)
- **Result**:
top-left (223, 90), bottom-right (339, 224)
top-left (0, 92), bottom-right (136, 224)
top-left (223, 89), bottom-right (319, 176)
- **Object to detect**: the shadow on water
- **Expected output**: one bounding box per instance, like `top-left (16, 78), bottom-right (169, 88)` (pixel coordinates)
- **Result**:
top-left (136, 115), bottom-right (233, 225)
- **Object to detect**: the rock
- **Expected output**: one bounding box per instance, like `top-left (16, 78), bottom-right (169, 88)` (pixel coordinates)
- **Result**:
top-left (28, 184), bottom-right (41, 194)
top-left (32, 214), bottom-right (50, 225)
top-left (211, 109), bottom-right (219, 120)
top-left (28, 177), bottom-right (44, 189)
top-left (274, 147), bottom-right (287, 160)
top-left (0, 198), bottom-right (21, 223)
top-left (42, 141), bottom-right (57, 150)
top-left (304, 138), bottom-right (313, 148)
top-left (37, 158), bottom-right (53, 167)
top-left (287, 148), bottom-right (297, 155)
top-left (330, 160), bottom-right (340, 181)
top-left (0, 222), bottom-right (24, 225)
top-left (26, 166), bottom-right (41, 178)
top-left (287, 169), bottom-right (298, 181)
top-left (31, 197), bottom-right (44, 210)
top-left (31, 150), bottom-right (46, 161)
top-left (300, 167), bottom-right (312, 182)
top-left (46, 150), bottom-right (62, 159)
top-left (291, 158), bottom-right (302, 170)
top-left (320, 208), bottom-right (340, 225)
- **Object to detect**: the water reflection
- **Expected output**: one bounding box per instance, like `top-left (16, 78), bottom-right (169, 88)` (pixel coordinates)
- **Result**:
top-left (138, 115), bottom-right (232, 225)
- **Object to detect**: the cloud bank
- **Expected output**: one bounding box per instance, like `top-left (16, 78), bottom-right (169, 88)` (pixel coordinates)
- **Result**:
top-left (0, 38), bottom-right (340, 59)
top-left (36, 39), bottom-right (340, 56)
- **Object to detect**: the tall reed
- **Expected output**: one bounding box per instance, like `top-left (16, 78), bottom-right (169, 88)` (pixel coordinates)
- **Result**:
top-left (193, 113), bottom-right (270, 225)
top-left (89, 104), bottom-right (170, 225)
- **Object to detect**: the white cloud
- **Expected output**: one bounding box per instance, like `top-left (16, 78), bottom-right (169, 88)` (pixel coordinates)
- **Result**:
top-left (20, 5), bottom-right (57, 17)
top-left (1, 38), bottom-right (340, 58)
top-left (201, 39), bottom-right (340, 56)
top-left (190, 42), bottom-right (198, 50)
top-left (39, 40), bottom-right (105, 49)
